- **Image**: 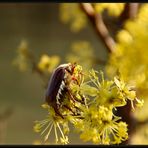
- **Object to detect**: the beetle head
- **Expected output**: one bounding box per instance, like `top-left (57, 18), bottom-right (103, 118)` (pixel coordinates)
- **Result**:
top-left (65, 62), bottom-right (76, 75)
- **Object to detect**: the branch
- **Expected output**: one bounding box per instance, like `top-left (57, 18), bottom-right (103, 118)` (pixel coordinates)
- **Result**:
top-left (119, 3), bottom-right (139, 23)
top-left (136, 118), bottom-right (148, 127)
top-left (80, 3), bottom-right (116, 53)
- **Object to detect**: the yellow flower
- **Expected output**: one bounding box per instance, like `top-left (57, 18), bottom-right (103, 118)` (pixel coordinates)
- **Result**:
top-left (94, 3), bottom-right (125, 17)
top-left (33, 123), bottom-right (41, 133)
top-left (38, 54), bottom-right (51, 72)
top-left (117, 30), bottom-right (133, 44)
top-left (33, 140), bottom-right (42, 145)
top-left (41, 103), bottom-right (50, 109)
top-left (60, 136), bottom-right (69, 144)
top-left (38, 54), bottom-right (60, 73)
top-left (135, 98), bottom-right (144, 108)
top-left (117, 122), bottom-right (128, 139)
top-left (60, 4), bottom-right (87, 32)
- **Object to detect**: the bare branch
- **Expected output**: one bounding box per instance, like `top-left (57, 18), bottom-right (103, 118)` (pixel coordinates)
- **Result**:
top-left (120, 3), bottom-right (139, 23)
top-left (80, 3), bottom-right (116, 53)
top-left (137, 118), bottom-right (148, 127)
top-left (129, 3), bottom-right (139, 18)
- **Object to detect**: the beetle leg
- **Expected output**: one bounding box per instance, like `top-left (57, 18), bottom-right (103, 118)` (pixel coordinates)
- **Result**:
top-left (63, 105), bottom-right (77, 115)
top-left (79, 94), bottom-right (87, 105)
top-left (69, 91), bottom-right (85, 105)
top-left (71, 76), bottom-right (79, 85)
top-left (64, 85), bottom-right (85, 105)
top-left (65, 91), bottom-right (84, 113)
top-left (53, 106), bottom-right (64, 119)
top-left (74, 96), bottom-right (85, 104)
top-left (80, 94), bottom-right (88, 107)
top-left (63, 104), bottom-right (84, 117)
top-left (64, 87), bottom-right (76, 103)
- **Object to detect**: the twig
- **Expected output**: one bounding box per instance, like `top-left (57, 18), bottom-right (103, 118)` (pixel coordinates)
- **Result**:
top-left (136, 118), bottom-right (148, 127)
top-left (116, 100), bottom-right (136, 144)
top-left (119, 3), bottom-right (139, 23)
top-left (80, 3), bottom-right (116, 53)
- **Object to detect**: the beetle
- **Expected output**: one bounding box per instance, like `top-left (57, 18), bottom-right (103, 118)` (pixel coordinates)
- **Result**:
top-left (45, 63), bottom-right (81, 119)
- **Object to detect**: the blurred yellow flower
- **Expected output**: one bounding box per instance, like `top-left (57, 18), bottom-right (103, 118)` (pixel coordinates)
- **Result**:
top-left (38, 54), bottom-right (60, 73)
top-left (117, 30), bottom-right (133, 44)
top-left (94, 3), bottom-right (125, 17)
top-left (60, 3), bottom-right (87, 32)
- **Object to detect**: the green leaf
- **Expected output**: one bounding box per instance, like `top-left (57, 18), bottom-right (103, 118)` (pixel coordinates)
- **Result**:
top-left (80, 84), bottom-right (98, 97)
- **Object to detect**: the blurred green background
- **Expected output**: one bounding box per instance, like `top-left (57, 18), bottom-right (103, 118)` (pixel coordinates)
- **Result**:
top-left (0, 3), bottom-right (106, 144)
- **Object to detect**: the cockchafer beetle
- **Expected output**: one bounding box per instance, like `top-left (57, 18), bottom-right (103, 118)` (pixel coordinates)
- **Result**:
top-left (45, 63), bottom-right (84, 119)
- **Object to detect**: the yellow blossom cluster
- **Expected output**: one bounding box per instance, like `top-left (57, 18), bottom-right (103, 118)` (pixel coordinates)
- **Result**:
top-left (94, 3), bottom-right (125, 17)
top-left (37, 54), bottom-right (60, 73)
top-left (34, 65), bottom-right (143, 145)
top-left (106, 4), bottom-right (148, 100)
top-left (60, 3), bottom-right (87, 32)
top-left (106, 5), bottom-right (148, 143)
top-left (13, 40), bottom-right (31, 71)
